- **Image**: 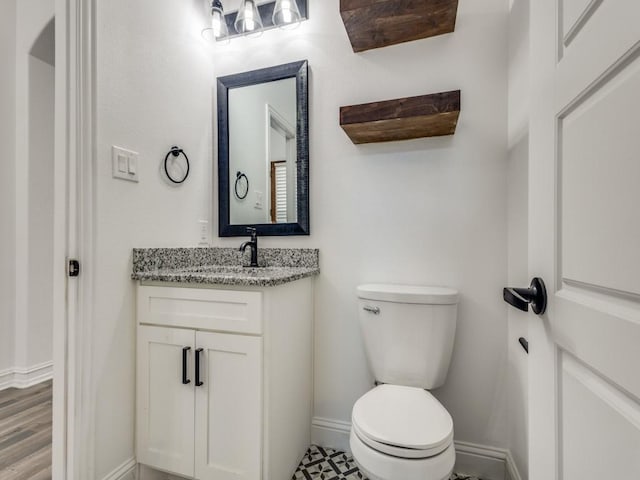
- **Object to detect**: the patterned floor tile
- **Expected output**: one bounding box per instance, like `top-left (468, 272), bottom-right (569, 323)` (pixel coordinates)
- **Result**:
top-left (292, 445), bottom-right (483, 480)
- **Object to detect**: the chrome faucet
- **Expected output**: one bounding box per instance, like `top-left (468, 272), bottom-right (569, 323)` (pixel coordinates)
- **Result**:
top-left (239, 227), bottom-right (259, 267)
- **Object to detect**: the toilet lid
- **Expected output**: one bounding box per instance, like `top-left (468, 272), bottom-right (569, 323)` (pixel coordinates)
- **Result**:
top-left (352, 385), bottom-right (453, 458)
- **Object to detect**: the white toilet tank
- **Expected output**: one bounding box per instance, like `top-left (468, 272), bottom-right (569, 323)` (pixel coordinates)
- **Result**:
top-left (357, 284), bottom-right (458, 390)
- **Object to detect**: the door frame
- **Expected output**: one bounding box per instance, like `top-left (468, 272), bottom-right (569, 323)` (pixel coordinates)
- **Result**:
top-left (52, 0), bottom-right (95, 478)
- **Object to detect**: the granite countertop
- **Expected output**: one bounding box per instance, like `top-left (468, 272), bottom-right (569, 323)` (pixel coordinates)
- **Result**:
top-left (131, 247), bottom-right (320, 287)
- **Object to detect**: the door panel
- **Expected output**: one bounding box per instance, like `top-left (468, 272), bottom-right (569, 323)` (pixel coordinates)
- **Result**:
top-left (195, 332), bottom-right (262, 480)
top-left (558, 2), bottom-right (640, 105)
top-left (136, 326), bottom-right (195, 478)
top-left (559, 56), bottom-right (640, 295)
top-left (560, 353), bottom-right (640, 479)
top-left (561, 0), bottom-right (601, 48)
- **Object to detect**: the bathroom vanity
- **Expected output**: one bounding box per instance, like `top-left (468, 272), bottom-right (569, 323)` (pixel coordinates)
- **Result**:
top-left (132, 248), bottom-right (319, 480)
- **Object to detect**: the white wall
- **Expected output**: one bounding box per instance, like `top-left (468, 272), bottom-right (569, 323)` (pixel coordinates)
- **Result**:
top-left (92, 0), bottom-right (510, 476)
top-left (212, 0), bottom-right (510, 450)
top-left (14, 0), bottom-right (55, 372)
top-left (27, 54), bottom-right (55, 368)
top-left (0, 0), bottom-right (17, 375)
top-left (0, 0), bottom-right (54, 386)
top-left (507, 0), bottom-right (530, 477)
top-left (94, 0), bottom-right (214, 477)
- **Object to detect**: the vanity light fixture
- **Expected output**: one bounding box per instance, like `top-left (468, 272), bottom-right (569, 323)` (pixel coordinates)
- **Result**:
top-left (203, 0), bottom-right (307, 42)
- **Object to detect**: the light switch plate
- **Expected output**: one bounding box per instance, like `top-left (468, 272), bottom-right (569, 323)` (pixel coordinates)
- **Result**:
top-left (112, 146), bottom-right (139, 182)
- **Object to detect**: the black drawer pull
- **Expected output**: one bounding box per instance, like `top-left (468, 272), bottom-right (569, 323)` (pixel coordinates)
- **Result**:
top-left (182, 346), bottom-right (191, 385)
top-left (195, 348), bottom-right (204, 387)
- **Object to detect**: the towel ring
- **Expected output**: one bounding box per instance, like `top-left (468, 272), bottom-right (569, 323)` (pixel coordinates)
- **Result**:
top-left (164, 146), bottom-right (190, 184)
top-left (235, 171), bottom-right (249, 199)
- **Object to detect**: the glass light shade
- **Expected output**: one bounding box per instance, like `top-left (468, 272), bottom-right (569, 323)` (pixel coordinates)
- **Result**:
top-left (273, 0), bottom-right (301, 28)
top-left (234, 0), bottom-right (263, 34)
top-left (211, 0), bottom-right (229, 40)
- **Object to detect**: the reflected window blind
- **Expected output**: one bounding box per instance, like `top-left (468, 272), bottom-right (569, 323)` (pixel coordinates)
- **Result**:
top-left (271, 161), bottom-right (287, 223)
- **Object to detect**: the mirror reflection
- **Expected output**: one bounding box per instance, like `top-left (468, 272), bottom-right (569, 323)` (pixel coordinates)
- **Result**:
top-left (229, 78), bottom-right (297, 225)
top-left (217, 60), bottom-right (309, 237)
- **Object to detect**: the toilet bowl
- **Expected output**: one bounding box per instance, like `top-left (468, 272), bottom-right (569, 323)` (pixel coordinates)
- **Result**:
top-left (351, 284), bottom-right (459, 480)
top-left (351, 431), bottom-right (455, 480)
top-left (350, 384), bottom-right (455, 480)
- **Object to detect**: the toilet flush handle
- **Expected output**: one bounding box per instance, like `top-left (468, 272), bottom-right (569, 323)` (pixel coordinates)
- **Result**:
top-left (363, 305), bottom-right (381, 315)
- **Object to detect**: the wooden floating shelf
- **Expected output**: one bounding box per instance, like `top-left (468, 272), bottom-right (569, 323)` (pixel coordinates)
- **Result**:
top-left (340, 0), bottom-right (459, 53)
top-left (340, 90), bottom-right (461, 144)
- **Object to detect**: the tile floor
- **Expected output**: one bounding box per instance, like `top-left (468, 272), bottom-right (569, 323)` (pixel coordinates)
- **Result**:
top-left (293, 445), bottom-right (482, 480)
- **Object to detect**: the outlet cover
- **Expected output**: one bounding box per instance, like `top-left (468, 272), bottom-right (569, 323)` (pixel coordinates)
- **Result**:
top-left (254, 191), bottom-right (264, 209)
top-left (198, 220), bottom-right (210, 246)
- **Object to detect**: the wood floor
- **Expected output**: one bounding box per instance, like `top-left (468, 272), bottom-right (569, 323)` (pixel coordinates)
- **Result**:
top-left (0, 381), bottom-right (52, 480)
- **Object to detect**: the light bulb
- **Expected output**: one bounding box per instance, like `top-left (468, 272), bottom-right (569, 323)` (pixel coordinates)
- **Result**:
top-left (244, 1), bottom-right (255, 31)
top-left (273, 0), bottom-right (301, 29)
top-left (212, 10), bottom-right (222, 37)
top-left (235, 0), bottom-right (263, 34)
top-left (210, 0), bottom-right (228, 40)
top-left (281, 0), bottom-right (292, 23)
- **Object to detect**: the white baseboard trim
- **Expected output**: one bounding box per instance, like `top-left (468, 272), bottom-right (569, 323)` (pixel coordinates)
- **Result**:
top-left (139, 464), bottom-right (187, 480)
top-left (454, 441), bottom-right (507, 480)
top-left (312, 417), bottom-right (521, 480)
top-left (0, 361), bottom-right (53, 391)
top-left (505, 449), bottom-right (524, 480)
top-left (102, 457), bottom-right (137, 480)
top-left (0, 369), bottom-right (14, 391)
top-left (311, 417), bottom-right (352, 453)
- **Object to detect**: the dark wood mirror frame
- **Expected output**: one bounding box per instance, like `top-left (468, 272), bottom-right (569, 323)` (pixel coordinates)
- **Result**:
top-left (217, 60), bottom-right (309, 237)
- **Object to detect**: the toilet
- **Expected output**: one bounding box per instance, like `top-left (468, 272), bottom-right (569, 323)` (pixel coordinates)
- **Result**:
top-left (350, 284), bottom-right (459, 480)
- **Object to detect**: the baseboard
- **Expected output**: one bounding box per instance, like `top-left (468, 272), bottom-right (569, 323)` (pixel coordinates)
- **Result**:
top-left (0, 361), bottom-right (53, 391)
top-left (505, 449), bottom-right (524, 480)
top-left (0, 369), bottom-right (14, 391)
top-left (311, 417), bottom-right (352, 453)
top-left (312, 417), bottom-right (519, 480)
top-left (454, 441), bottom-right (507, 480)
top-left (102, 457), bottom-right (137, 480)
top-left (139, 464), bottom-right (187, 480)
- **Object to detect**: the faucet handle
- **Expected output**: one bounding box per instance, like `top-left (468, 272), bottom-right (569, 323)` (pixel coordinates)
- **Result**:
top-left (246, 227), bottom-right (257, 238)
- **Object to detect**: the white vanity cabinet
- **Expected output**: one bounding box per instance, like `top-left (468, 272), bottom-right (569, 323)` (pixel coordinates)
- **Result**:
top-left (136, 278), bottom-right (313, 480)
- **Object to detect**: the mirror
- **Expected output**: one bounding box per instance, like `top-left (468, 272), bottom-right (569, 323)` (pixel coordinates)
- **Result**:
top-left (217, 60), bottom-right (309, 236)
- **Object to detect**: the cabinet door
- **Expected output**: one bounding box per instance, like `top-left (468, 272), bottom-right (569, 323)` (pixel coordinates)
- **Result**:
top-left (137, 325), bottom-right (195, 478)
top-left (194, 332), bottom-right (263, 480)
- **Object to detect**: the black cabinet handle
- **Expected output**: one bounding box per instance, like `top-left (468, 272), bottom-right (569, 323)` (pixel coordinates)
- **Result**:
top-left (182, 347), bottom-right (191, 385)
top-left (503, 277), bottom-right (548, 315)
top-left (195, 348), bottom-right (204, 387)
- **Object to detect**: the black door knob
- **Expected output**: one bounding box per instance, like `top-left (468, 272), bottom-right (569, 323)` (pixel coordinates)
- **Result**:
top-left (503, 277), bottom-right (547, 315)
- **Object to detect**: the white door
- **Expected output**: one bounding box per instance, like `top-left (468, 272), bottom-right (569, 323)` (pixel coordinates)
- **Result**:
top-left (195, 331), bottom-right (262, 480)
top-left (136, 326), bottom-right (196, 478)
top-left (529, 1), bottom-right (640, 479)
